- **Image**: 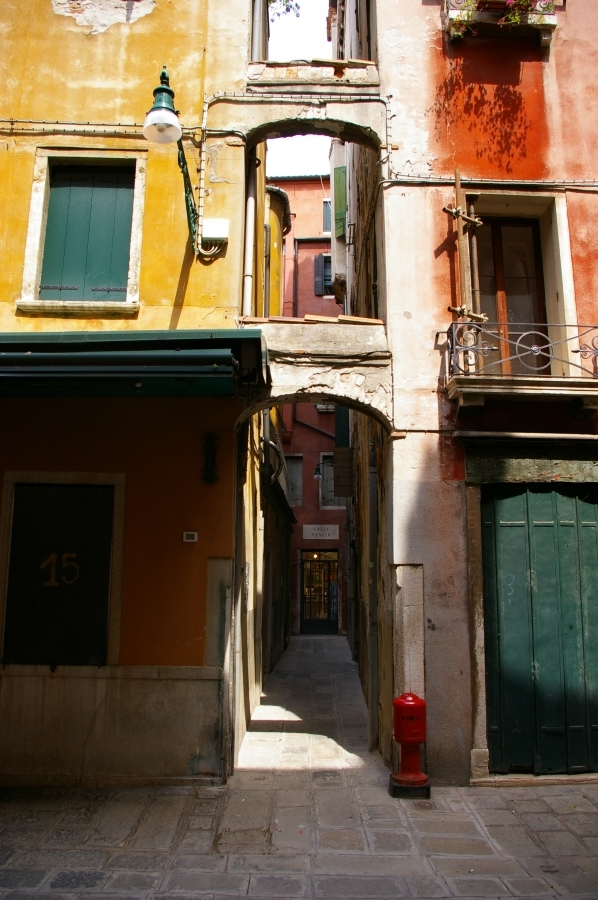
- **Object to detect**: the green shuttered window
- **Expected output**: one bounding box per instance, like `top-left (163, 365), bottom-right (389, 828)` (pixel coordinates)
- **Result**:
top-left (334, 166), bottom-right (346, 238)
top-left (40, 165), bottom-right (135, 302)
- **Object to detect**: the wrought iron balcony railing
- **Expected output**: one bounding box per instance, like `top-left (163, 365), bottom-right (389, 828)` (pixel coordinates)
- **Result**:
top-left (447, 323), bottom-right (598, 379)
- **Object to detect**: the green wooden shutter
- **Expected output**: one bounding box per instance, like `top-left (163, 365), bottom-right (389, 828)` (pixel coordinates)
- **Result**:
top-left (40, 165), bottom-right (134, 302)
top-left (334, 166), bottom-right (346, 238)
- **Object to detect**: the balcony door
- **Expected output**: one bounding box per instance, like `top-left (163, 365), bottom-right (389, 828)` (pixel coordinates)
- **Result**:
top-left (477, 220), bottom-right (547, 374)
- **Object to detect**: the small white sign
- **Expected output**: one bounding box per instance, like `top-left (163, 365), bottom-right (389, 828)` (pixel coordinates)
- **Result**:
top-left (303, 524), bottom-right (339, 540)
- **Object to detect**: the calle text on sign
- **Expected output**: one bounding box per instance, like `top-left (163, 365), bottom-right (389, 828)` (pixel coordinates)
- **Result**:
top-left (303, 524), bottom-right (339, 540)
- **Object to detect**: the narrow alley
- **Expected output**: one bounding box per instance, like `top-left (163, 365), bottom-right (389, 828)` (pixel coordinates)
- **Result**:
top-left (1, 637), bottom-right (598, 899)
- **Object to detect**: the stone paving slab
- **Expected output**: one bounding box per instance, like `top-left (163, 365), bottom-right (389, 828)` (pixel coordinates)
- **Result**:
top-left (2, 637), bottom-right (598, 898)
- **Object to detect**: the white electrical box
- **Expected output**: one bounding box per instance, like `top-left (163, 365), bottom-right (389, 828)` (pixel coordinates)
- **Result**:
top-left (202, 219), bottom-right (229, 242)
top-left (183, 531), bottom-right (198, 543)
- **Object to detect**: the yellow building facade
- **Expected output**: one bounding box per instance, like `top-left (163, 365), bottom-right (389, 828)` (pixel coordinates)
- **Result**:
top-left (0, 0), bottom-right (290, 784)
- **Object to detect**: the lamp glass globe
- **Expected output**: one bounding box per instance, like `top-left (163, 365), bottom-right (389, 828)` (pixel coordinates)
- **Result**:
top-left (142, 108), bottom-right (182, 144)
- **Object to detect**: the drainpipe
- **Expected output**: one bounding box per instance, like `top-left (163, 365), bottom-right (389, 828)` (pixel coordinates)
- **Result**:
top-left (455, 169), bottom-right (472, 312)
top-left (293, 238), bottom-right (299, 317)
top-left (242, 155), bottom-right (257, 317)
top-left (469, 197), bottom-right (481, 316)
top-left (251, 0), bottom-right (264, 60)
top-left (264, 222), bottom-right (271, 318)
top-left (368, 453), bottom-right (379, 752)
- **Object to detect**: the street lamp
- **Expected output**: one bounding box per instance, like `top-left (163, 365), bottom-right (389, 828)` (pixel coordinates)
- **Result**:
top-left (143, 67), bottom-right (227, 258)
top-left (142, 66), bottom-right (182, 144)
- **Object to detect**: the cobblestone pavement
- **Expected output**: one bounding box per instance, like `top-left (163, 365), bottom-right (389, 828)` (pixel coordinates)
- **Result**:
top-left (2, 637), bottom-right (598, 899)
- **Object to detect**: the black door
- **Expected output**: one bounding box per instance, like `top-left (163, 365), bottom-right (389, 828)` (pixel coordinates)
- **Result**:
top-left (3, 484), bottom-right (115, 666)
top-left (300, 550), bottom-right (339, 634)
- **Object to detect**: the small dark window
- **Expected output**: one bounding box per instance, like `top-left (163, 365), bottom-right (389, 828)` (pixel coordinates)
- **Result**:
top-left (2, 484), bottom-right (115, 666)
top-left (315, 254), bottom-right (333, 296)
top-left (323, 199), bottom-right (331, 233)
top-left (40, 165), bottom-right (135, 302)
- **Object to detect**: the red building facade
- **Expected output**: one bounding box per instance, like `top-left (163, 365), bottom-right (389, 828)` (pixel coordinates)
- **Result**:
top-left (269, 175), bottom-right (349, 636)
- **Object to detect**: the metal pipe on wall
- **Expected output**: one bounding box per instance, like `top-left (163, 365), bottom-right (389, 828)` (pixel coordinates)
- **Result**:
top-left (455, 169), bottom-right (472, 312)
top-left (242, 155), bottom-right (257, 317)
top-left (251, 0), bottom-right (264, 60)
top-left (264, 222), bottom-right (271, 318)
top-left (468, 198), bottom-right (481, 316)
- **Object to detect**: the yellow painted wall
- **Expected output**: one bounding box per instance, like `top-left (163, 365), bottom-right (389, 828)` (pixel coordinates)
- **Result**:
top-left (0, 0), bottom-right (254, 332)
top-left (268, 196), bottom-right (285, 318)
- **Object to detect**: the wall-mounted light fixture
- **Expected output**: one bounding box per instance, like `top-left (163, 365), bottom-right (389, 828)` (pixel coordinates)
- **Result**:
top-left (314, 463), bottom-right (322, 480)
top-left (143, 67), bottom-right (228, 258)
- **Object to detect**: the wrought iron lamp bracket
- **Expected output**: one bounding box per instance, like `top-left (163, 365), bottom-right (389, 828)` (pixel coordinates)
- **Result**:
top-left (177, 137), bottom-right (199, 251)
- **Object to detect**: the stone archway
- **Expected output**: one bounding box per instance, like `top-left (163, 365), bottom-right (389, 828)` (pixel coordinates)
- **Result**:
top-left (238, 321), bottom-right (393, 431)
top-left (206, 60), bottom-right (387, 149)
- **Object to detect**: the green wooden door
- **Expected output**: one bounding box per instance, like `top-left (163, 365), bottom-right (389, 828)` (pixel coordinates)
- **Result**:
top-left (483, 485), bottom-right (598, 774)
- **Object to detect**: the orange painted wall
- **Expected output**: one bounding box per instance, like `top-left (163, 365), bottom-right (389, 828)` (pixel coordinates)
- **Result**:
top-left (0, 396), bottom-right (241, 666)
top-left (430, 38), bottom-right (549, 179)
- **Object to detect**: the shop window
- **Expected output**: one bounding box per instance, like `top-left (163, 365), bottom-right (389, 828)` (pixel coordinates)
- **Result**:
top-left (2, 484), bottom-right (115, 666)
top-left (39, 165), bottom-right (134, 302)
top-left (320, 454), bottom-right (347, 508)
top-left (285, 456), bottom-right (303, 506)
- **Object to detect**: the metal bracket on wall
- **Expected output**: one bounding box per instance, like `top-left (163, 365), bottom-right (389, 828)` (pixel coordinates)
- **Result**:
top-left (443, 205), bottom-right (483, 229)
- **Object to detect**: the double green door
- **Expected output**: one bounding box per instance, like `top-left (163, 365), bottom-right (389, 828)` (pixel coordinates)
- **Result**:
top-left (483, 485), bottom-right (598, 774)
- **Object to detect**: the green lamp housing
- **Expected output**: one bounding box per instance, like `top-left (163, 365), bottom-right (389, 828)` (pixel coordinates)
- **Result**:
top-left (143, 66), bottom-right (182, 144)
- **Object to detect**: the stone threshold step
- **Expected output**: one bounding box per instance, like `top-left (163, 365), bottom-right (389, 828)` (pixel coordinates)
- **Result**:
top-left (471, 773), bottom-right (598, 787)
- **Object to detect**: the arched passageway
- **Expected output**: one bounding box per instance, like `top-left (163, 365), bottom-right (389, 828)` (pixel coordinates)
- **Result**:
top-left (237, 321), bottom-right (393, 433)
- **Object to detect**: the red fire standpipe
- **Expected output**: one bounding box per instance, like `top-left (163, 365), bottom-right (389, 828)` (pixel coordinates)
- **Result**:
top-left (389, 692), bottom-right (431, 799)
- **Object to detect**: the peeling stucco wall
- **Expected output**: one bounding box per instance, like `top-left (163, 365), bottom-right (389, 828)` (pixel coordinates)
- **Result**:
top-left (51, 0), bottom-right (156, 34)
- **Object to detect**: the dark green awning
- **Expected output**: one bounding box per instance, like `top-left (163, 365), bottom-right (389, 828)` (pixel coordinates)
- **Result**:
top-left (0, 329), bottom-right (266, 398)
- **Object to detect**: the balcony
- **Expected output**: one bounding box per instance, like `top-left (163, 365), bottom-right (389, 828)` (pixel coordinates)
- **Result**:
top-left (446, 323), bottom-right (598, 414)
top-left (444, 0), bottom-right (558, 46)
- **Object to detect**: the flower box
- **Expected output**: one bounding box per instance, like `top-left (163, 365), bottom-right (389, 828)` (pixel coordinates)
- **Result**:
top-left (444, 0), bottom-right (557, 45)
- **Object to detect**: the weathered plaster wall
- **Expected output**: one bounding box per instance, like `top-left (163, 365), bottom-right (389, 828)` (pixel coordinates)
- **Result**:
top-left (0, 0), bottom-right (251, 331)
top-left (0, 666), bottom-right (223, 783)
top-left (51, 0), bottom-right (156, 34)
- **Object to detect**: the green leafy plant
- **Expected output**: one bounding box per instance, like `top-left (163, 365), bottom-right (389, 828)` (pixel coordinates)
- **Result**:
top-left (268, 0), bottom-right (300, 19)
top-left (450, 0), bottom-right (555, 38)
